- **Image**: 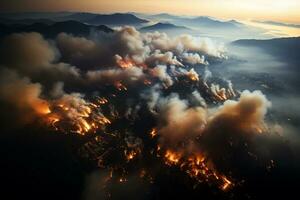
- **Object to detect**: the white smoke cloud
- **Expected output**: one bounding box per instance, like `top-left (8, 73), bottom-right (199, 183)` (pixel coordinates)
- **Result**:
top-left (181, 52), bottom-right (208, 65)
top-left (208, 90), bottom-right (271, 134)
top-left (146, 50), bottom-right (183, 66)
top-left (191, 90), bottom-right (207, 107)
top-left (143, 32), bottom-right (227, 58)
top-left (0, 32), bottom-right (81, 88)
top-left (86, 66), bottom-right (145, 85)
top-left (150, 65), bottom-right (173, 87)
top-left (157, 94), bottom-right (207, 145)
top-left (56, 26), bottom-right (226, 71)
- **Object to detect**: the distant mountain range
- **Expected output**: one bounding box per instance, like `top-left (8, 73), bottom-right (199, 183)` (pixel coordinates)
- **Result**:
top-left (0, 12), bottom-right (243, 29)
top-left (55, 13), bottom-right (149, 25)
top-left (85, 13), bottom-right (148, 25)
top-left (0, 12), bottom-right (149, 26)
top-left (135, 13), bottom-right (183, 22)
top-left (232, 37), bottom-right (300, 64)
top-left (135, 13), bottom-right (245, 30)
top-left (140, 22), bottom-right (190, 32)
top-left (253, 20), bottom-right (300, 29)
top-left (0, 12), bottom-right (271, 40)
top-left (134, 13), bottom-right (256, 40)
top-left (0, 20), bottom-right (113, 38)
top-left (175, 16), bottom-right (245, 29)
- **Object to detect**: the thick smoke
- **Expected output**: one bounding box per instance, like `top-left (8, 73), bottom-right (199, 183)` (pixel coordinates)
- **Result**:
top-left (56, 27), bottom-right (149, 68)
top-left (0, 32), bottom-right (56, 70)
top-left (1, 25), bottom-right (294, 200)
top-left (0, 26), bottom-right (274, 152)
top-left (55, 26), bottom-right (224, 69)
top-left (191, 90), bottom-right (207, 107)
top-left (0, 69), bottom-right (49, 116)
top-left (208, 90), bottom-right (271, 134)
top-left (146, 50), bottom-right (183, 67)
top-left (150, 65), bottom-right (173, 87)
top-left (86, 66), bottom-right (145, 85)
top-left (143, 32), bottom-right (227, 58)
top-left (0, 32), bottom-right (81, 91)
top-left (150, 90), bottom-right (271, 149)
top-left (157, 94), bottom-right (207, 145)
top-left (182, 52), bottom-right (208, 65)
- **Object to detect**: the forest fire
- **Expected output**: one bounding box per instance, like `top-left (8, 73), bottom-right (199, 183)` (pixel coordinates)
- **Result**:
top-left (116, 55), bottom-right (135, 69)
top-left (41, 96), bottom-right (112, 135)
top-left (186, 68), bottom-right (200, 81)
top-left (163, 149), bottom-right (233, 191)
top-left (34, 101), bottom-right (51, 115)
top-left (164, 150), bottom-right (182, 165)
top-left (0, 25), bottom-right (283, 200)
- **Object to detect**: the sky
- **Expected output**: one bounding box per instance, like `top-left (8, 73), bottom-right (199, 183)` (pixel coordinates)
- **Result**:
top-left (1, 0), bottom-right (300, 24)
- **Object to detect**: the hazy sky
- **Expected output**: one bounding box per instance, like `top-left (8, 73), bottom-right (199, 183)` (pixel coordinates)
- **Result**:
top-left (1, 0), bottom-right (300, 23)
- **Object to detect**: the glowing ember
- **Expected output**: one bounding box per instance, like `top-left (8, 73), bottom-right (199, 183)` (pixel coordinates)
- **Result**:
top-left (97, 97), bottom-right (108, 104)
top-left (119, 177), bottom-right (127, 183)
top-left (149, 128), bottom-right (157, 138)
top-left (114, 81), bottom-right (127, 91)
top-left (124, 150), bottom-right (138, 161)
top-left (221, 176), bottom-right (232, 191)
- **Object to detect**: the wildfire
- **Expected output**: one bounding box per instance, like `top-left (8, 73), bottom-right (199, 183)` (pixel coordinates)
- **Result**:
top-left (210, 84), bottom-right (229, 101)
top-left (79, 119), bottom-right (91, 134)
top-left (34, 101), bottom-right (51, 115)
top-left (43, 96), bottom-right (112, 135)
top-left (164, 150), bottom-right (182, 165)
top-left (163, 150), bottom-right (233, 191)
top-left (186, 68), bottom-right (199, 82)
top-left (48, 116), bottom-right (60, 130)
top-left (37, 81), bottom-right (236, 193)
top-left (116, 55), bottom-right (135, 69)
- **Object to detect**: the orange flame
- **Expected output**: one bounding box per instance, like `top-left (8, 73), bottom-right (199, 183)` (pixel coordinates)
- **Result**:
top-left (164, 150), bottom-right (182, 165)
top-left (116, 57), bottom-right (135, 69)
top-left (34, 101), bottom-right (51, 115)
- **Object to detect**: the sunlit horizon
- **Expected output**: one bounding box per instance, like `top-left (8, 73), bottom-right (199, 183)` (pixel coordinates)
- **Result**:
top-left (1, 0), bottom-right (300, 24)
